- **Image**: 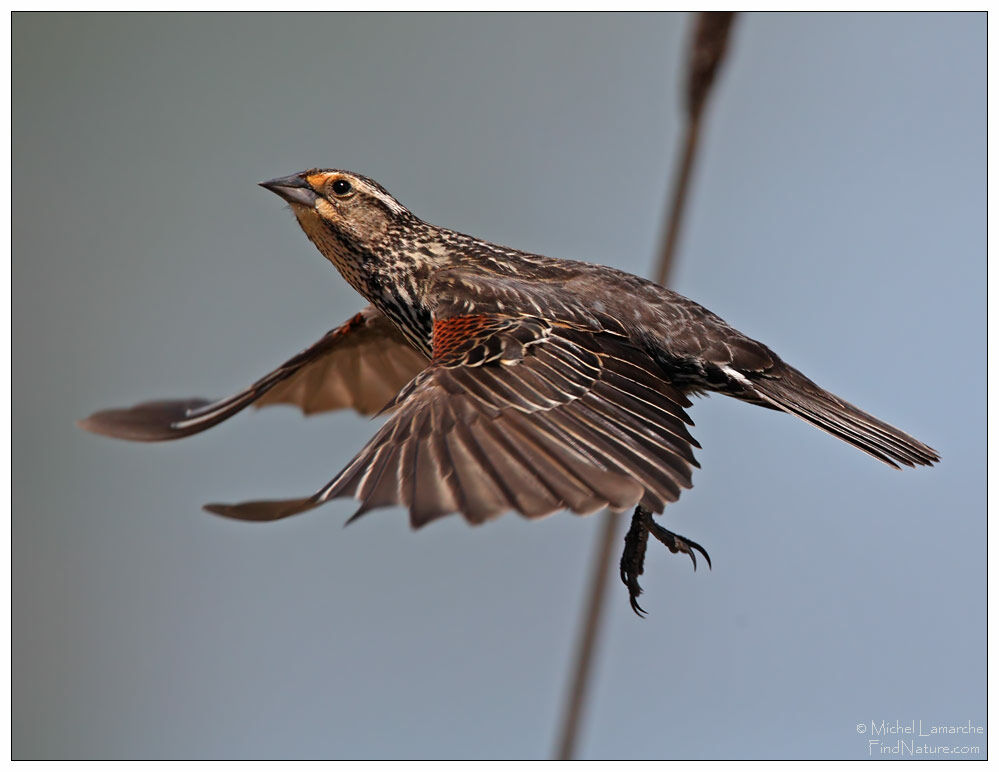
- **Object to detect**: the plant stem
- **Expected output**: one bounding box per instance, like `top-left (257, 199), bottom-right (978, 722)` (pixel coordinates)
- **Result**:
top-left (553, 12), bottom-right (736, 760)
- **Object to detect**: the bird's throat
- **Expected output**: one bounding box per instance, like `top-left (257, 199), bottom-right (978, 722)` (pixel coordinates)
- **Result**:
top-left (291, 206), bottom-right (432, 356)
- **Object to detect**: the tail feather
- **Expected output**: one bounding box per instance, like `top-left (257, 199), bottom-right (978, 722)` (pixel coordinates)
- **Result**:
top-left (751, 368), bottom-right (939, 469)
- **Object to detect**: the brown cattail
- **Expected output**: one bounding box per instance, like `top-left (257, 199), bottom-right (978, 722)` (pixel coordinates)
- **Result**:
top-left (686, 11), bottom-right (737, 119)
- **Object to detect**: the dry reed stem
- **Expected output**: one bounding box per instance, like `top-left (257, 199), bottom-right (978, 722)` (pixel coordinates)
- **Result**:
top-left (554, 12), bottom-right (737, 761)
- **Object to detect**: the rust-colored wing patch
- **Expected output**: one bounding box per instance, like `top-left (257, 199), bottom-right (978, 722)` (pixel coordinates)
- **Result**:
top-left (432, 315), bottom-right (493, 360)
top-left (432, 314), bottom-right (550, 369)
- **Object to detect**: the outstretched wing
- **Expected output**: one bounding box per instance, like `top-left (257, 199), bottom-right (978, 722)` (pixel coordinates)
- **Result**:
top-left (252, 308), bottom-right (428, 415)
top-left (77, 305), bottom-right (428, 441)
top-left (206, 313), bottom-right (701, 528)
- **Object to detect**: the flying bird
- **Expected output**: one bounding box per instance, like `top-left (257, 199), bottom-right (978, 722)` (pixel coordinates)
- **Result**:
top-left (79, 169), bottom-right (939, 613)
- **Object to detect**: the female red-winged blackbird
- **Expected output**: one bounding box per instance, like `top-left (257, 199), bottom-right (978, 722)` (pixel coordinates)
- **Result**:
top-left (79, 169), bottom-right (938, 612)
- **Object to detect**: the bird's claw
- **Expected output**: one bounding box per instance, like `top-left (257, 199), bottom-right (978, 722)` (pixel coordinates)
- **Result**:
top-left (620, 507), bottom-right (650, 617)
top-left (645, 516), bottom-right (712, 571)
top-left (619, 505), bottom-right (711, 617)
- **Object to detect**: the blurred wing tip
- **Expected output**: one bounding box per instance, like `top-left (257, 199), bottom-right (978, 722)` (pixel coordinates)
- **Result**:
top-left (203, 502), bottom-right (266, 520)
top-left (76, 411), bottom-right (119, 436)
top-left (202, 495), bottom-right (320, 522)
top-left (75, 398), bottom-right (219, 442)
top-left (76, 415), bottom-right (100, 433)
top-left (76, 410), bottom-right (166, 442)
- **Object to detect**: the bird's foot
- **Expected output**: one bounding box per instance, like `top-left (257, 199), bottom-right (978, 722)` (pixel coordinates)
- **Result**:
top-left (645, 514), bottom-right (712, 572)
top-left (619, 505), bottom-right (711, 617)
top-left (620, 507), bottom-right (651, 616)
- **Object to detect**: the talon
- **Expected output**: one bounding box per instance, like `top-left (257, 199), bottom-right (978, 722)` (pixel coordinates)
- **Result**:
top-left (644, 513), bottom-right (712, 573)
top-left (623, 566), bottom-right (647, 618)
top-left (618, 506), bottom-right (712, 614)
top-left (693, 540), bottom-right (712, 570)
top-left (678, 535), bottom-right (712, 570)
top-left (620, 507), bottom-right (651, 618)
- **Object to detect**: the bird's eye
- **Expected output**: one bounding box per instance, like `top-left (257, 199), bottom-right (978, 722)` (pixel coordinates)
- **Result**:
top-left (330, 178), bottom-right (354, 197)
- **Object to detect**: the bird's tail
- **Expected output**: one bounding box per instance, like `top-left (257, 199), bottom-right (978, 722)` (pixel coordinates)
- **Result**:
top-left (750, 366), bottom-right (939, 469)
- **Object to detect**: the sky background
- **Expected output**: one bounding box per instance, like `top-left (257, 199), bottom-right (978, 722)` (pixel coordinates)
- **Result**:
top-left (13, 12), bottom-right (984, 760)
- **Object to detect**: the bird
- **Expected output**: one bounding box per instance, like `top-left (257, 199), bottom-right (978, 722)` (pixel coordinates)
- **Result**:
top-left (78, 168), bottom-right (939, 614)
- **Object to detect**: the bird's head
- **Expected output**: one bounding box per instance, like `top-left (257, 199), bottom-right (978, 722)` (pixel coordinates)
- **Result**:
top-left (260, 169), bottom-right (429, 298)
top-left (261, 168), bottom-right (413, 241)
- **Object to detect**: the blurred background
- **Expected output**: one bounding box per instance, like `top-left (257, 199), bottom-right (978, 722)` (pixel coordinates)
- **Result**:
top-left (13, 12), bottom-right (984, 760)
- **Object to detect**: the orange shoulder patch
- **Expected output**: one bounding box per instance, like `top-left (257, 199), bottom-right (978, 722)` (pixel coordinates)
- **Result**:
top-left (334, 311), bottom-right (368, 339)
top-left (432, 315), bottom-right (498, 362)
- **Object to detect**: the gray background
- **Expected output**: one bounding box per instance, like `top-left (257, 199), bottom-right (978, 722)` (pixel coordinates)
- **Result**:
top-left (13, 12), bottom-right (984, 760)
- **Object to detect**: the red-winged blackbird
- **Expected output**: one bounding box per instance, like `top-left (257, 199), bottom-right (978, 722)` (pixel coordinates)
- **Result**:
top-left (79, 169), bottom-right (939, 613)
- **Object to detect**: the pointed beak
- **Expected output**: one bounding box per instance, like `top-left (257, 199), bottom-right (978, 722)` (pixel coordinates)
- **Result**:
top-left (259, 173), bottom-right (317, 207)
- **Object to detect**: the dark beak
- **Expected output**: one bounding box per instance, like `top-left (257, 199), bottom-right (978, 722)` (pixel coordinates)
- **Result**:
top-left (259, 173), bottom-right (317, 207)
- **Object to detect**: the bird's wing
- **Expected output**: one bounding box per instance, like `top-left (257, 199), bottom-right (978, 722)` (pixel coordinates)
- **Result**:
top-left (252, 307), bottom-right (429, 415)
top-left (77, 305), bottom-right (428, 441)
top-left (206, 313), bottom-right (701, 528)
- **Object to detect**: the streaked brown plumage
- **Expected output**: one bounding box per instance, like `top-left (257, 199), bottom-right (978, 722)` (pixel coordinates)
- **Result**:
top-left (79, 169), bottom-right (939, 613)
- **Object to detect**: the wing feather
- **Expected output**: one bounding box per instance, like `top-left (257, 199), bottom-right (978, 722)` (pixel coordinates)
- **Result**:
top-left (78, 306), bottom-right (428, 441)
top-left (256, 306), bottom-right (428, 416)
top-left (206, 316), bottom-right (699, 527)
